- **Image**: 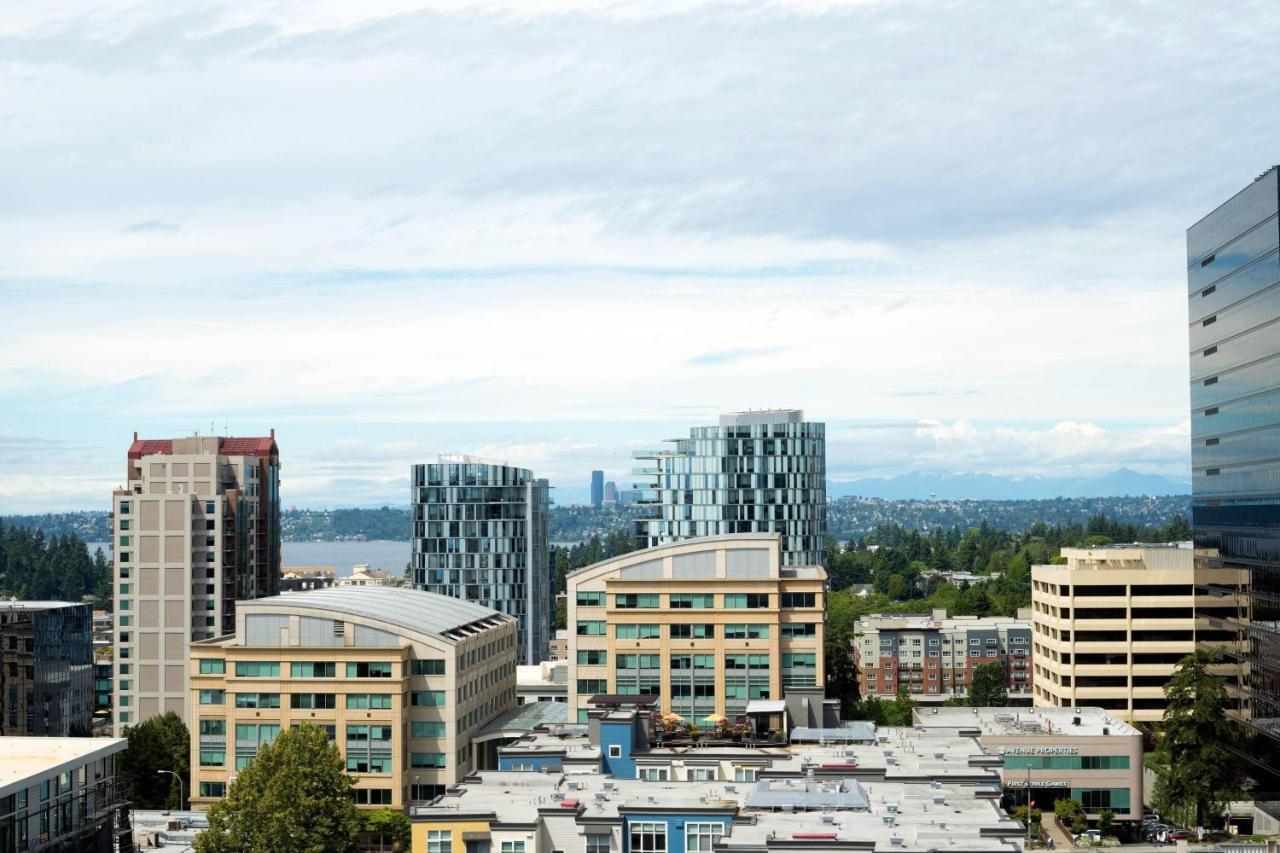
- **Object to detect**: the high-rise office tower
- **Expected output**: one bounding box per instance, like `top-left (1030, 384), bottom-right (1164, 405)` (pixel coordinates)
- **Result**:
top-left (112, 432), bottom-right (281, 734)
top-left (603, 481), bottom-right (618, 507)
top-left (1188, 166), bottom-right (1280, 739)
top-left (590, 470), bottom-right (604, 507)
top-left (634, 410), bottom-right (827, 566)
top-left (411, 455), bottom-right (550, 664)
top-left (0, 601), bottom-right (93, 736)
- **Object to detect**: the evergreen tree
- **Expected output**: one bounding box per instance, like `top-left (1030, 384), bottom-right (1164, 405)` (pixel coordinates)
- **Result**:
top-left (119, 712), bottom-right (190, 809)
top-left (969, 661), bottom-right (1009, 706)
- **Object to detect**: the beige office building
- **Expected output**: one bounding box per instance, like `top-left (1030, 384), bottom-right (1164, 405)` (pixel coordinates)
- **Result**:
top-left (1031, 543), bottom-right (1246, 723)
top-left (189, 586), bottom-right (516, 810)
top-left (112, 433), bottom-right (281, 734)
top-left (566, 534), bottom-right (826, 724)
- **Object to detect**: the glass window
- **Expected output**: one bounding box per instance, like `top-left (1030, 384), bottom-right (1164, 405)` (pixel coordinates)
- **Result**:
top-left (724, 593), bottom-right (769, 608)
top-left (669, 594), bottom-right (715, 609)
top-left (347, 662), bottom-right (394, 678)
top-left (630, 822), bottom-right (667, 853)
top-left (577, 650), bottom-right (607, 665)
top-left (234, 693), bottom-right (280, 709)
top-left (346, 694), bottom-right (392, 710)
top-left (615, 593), bottom-right (660, 609)
top-left (577, 621), bottom-right (606, 636)
top-left (412, 721), bottom-right (447, 738)
top-left (686, 823), bottom-right (725, 853)
top-left (199, 659), bottom-right (225, 675)
top-left (199, 782), bottom-right (226, 798)
top-left (411, 752), bottom-right (447, 768)
top-left (235, 661), bottom-right (280, 678)
top-left (199, 689), bottom-right (225, 705)
top-left (670, 623), bottom-right (714, 639)
top-left (412, 659), bottom-right (446, 676)
top-left (734, 767), bottom-right (758, 782)
top-left (199, 748), bottom-right (225, 767)
top-left (586, 835), bottom-right (611, 853)
top-left (290, 662), bottom-right (336, 678)
top-left (724, 624), bottom-right (769, 639)
top-left (412, 691), bottom-right (446, 707)
top-left (615, 624), bottom-right (661, 639)
top-left (576, 591), bottom-right (605, 607)
top-left (501, 844), bottom-right (525, 853)
top-left (637, 767), bottom-right (669, 781)
top-left (428, 831), bottom-right (453, 853)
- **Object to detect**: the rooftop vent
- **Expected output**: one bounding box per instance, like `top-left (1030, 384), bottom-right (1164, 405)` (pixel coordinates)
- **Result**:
top-left (821, 815), bottom-right (835, 825)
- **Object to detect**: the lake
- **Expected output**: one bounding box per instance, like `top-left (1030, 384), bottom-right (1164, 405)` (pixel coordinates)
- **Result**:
top-left (88, 539), bottom-right (412, 578)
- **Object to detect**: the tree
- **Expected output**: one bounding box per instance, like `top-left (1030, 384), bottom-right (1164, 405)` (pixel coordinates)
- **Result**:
top-left (363, 808), bottom-right (411, 852)
top-left (119, 712), bottom-right (190, 809)
top-left (1153, 650), bottom-right (1243, 829)
top-left (882, 687), bottom-right (918, 726)
top-left (1054, 798), bottom-right (1087, 835)
top-left (969, 662), bottom-right (1009, 707)
top-left (824, 631), bottom-right (860, 717)
top-left (195, 723), bottom-right (363, 853)
top-left (1099, 810), bottom-right (1115, 835)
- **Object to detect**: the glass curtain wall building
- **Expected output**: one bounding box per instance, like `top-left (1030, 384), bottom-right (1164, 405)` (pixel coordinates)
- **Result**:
top-left (1188, 165), bottom-right (1280, 740)
top-left (0, 602), bottom-right (94, 736)
top-left (633, 410), bottom-right (827, 566)
top-left (411, 456), bottom-right (550, 664)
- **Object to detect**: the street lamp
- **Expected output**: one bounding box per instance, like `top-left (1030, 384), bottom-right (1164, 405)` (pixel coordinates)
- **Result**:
top-left (157, 770), bottom-right (185, 811)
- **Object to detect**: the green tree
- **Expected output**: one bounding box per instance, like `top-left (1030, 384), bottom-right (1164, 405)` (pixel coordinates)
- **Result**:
top-left (969, 662), bottom-right (1009, 707)
top-left (1098, 810), bottom-right (1115, 835)
top-left (363, 808), bottom-right (411, 852)
top-left (195, 723), bottom-right (363, 853)
top-left (119, 712), bottom-right (190, 809)
top-left (1054, 798), bottom-right (1087, 835)
top-left (1153, 650), bottom-right (1242, 829)
top-left (824, 631), bottom-right (860, 717)
top-left (882, 686), bottom-right (918, 726)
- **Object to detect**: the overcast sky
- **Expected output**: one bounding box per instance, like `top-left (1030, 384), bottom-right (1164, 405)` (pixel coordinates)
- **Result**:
top-left (1, 0), bottom-right (1277, 511)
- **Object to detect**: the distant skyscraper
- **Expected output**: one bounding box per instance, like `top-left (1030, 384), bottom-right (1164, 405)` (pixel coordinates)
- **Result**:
top-left (634, 409), bottom-right (827, 566)
top-left (590, 470), bottom-right (604, 507)
top-left (0, 601), bottom-right (93, 735)
top-left (112, 432), bottom-right (281, 735)
top-left (411, 455), bottom-right (550, 664)
top-left (1188, 166), bottom-right (1280, 740)
top-left (603, 480), bottom-right (618, 507)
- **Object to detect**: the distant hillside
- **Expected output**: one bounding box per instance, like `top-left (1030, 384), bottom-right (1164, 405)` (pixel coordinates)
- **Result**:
top-left (829, 468), bottom-right (1190, 501)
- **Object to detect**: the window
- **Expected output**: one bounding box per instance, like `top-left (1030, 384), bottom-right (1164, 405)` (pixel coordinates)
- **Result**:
top-left (234, 693), bottom-right (280, 709)
top-left (616, 593), bottom-right (660, 609)
top-left (724, 594), bottom-right (769, 608)
top-left (412, 690), bottom-right (446, 707)
top-left (290, 692), bottom-right (336, 709)
top-left (290, 662), bottom-right (335, 678)
top-left (199, 659), bottom-right (225, 675)
top-left (734, 767), bottom-right (757, 782)
top-left (412, 721), bottom-right (447, 738)
top-left (428, 831), bottom-right (453, 853)
top-left (670, 624), bottom-right (714, 639)
top-left (1205, 406), bottom-right (1219, 416)
top-left (1205, 376), bottom-right (1218, 386)
top-left (688, 767), bottom-right (715, 781)
top-left (630, 822), bottom-right (667, 853)
top-left (615, 624), bottom-right (660, 639)
top-left (352, 788), bottom-right (393, 805)
top-left (199, 689), bottom-right (225, 705)
top-left (724, 624), bottom-right (769, 639)
top-left (1204, 346), bottom-right (1217, 356)
top-left (235, 661), bottom-right (280, 677)
top-left (637, 767), bottom-right (669, 781)
top-left (199, 748), bottom-right (225, 767)
top-left (781, 592), bottom-right (816, 608)
top-left (577, 621), bottom-right (606, 636)
top-left (578, 679), bottom-right (608, 694)
top-left (578, 650), bottom-right (607, 665)
top-left (501, 843), bottom-right (526, 853)
top-left (781, 623), bottom-right (816, 638)
top-left (199, 782), bottom-right (226, 798)
top-left (346, 694), bottom-right (392, 710)
top-left (576, 591), bottom-right (605, 607)
top-left (686, 823), bottom-right (725, 853)
top-left (347, 662), bottom-right (393, 678)
top-left (586, 835), bottom-right (611, 853)
top-left (411, 752), bottom-right (447, 768)
top-left (412, 659), bottom-right (446, 676)
top-left (608, 745), bottom-right (622, 757)
top-left (669, 594), bottom-right (715, 609)
top-left (1203, 315), bottom-right (1217, 326)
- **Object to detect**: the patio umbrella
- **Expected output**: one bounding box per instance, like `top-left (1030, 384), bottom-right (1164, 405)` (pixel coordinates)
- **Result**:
top-left (702, 714), bottom-right (727, 724)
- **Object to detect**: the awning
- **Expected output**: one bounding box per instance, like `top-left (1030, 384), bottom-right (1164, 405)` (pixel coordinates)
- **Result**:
top-left (745, 700), bottom-right (787, 714)
top-left (463, 832), bottom-right (492, 842)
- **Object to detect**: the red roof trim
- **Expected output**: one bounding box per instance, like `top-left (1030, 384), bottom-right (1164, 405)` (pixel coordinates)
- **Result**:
top-left (127, 436), bottom-right (277, 459)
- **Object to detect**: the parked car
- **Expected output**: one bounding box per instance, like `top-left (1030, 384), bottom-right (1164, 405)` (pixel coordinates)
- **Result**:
top-left (1167, 829), bottom-right (1194, 841)
top-left (1076, 830), bottom-right (1102, 845)
top-left (1143, 824), bottom-right (1173, 843)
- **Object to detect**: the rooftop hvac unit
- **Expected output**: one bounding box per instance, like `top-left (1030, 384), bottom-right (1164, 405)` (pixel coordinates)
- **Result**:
top-left (890, 836), bottom-right (904, 846)
top-left (821, 815), bottom-right (835, 825)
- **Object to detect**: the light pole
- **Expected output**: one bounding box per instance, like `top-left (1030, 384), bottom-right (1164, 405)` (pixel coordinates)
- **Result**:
top-left (157, 770), bottom-right (184, 811)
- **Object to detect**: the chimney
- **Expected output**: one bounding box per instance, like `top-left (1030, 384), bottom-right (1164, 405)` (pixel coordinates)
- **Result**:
top-left (270, 428), bottom-right (275, 439)
top-left (133, 431), bottom-right (138, 441)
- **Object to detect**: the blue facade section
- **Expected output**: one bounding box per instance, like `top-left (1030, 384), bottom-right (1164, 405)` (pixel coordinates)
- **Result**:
top-left (599, 719), bottom-right (637, 777)
top-left (498, 754), bottom-right (563, 772)
top-left (623, 815), bottom-right (732, 853)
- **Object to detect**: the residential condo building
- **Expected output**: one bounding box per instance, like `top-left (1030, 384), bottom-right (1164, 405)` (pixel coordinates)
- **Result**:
top-left (189, 586), bottom-right (517, 810)
top-left (1031, 544), bottom-right (1245, 723)
top-left (634, 410), bottom-right (826, 566)
top-left (1188, 166), bottom-right (1280, 738)
top-left (411, 455), bottom-right (551, 665)
top-left (0, 602), bottom-right (94, 736)
top-left (0, 737), bottom-right (130, 852)
top-left (112, 432), bottom-right (281, 735)
top-left (566, 534), bottom-right (826, 725)
top-left (853, 609), bottom-right (1032, 703)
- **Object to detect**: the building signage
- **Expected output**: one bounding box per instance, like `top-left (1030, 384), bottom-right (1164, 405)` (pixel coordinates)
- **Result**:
top-left (1005, 779), bottom-right (1069, 788)
top-left (996, 746), bottom-right (1079, 756)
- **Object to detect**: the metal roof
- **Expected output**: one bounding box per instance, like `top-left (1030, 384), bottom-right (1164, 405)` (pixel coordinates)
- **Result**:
top-left (790, 723), bottom-right (878, 743)
top-left (478, 700), bottom-right (569, 739)
top-left (744, 777), bottom-right (870, 810)
top-left (241, 586), bottom-right (508, 640)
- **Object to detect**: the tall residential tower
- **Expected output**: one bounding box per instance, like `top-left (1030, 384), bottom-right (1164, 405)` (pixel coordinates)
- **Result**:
top-left (1188, 166), bottom-right (1280, 739)
top-left (112, 433), bottom-right (281, 734)
top-left (634, 410), bottom-right (827, 566)
top-left (411, 456), bottom-right (550, 664)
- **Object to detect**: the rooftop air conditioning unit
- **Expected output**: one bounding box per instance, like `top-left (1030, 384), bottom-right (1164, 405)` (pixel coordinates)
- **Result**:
top-left (821, 815), bottom-right (835, 825)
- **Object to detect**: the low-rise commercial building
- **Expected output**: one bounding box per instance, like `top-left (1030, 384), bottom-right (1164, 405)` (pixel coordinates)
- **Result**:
top-left (0, 737), bottom-right (130, 852)
top-left (0, 601), bottom-right (94, 736)
top-left (853, 610), bottom-right (1032, 703)
top-left (914, 706), bottom-right (1143, 823)
top-left (189, 586), bottom-right (517, 810)
top-left (567, 534), bottom-right (826, 725)
top-left (280, 566), bottom-right (336, 593)
top-left (1031, 543), bottom-right (1245, 722)
top-left (518, 660), bottom-right (568, 704)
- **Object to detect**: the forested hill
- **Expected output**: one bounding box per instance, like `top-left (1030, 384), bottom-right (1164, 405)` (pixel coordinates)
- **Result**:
top-left (0, 521), bottom-right (111, 607)
top-left (3, 494), bottom-right (1189, 543)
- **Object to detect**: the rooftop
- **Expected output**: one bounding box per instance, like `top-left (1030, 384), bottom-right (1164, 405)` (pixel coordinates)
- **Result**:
top-left (127, 435), bottom-right (277, 459)
top-left (0, 738), bottom-right (127, 799)
top-left (913, 706), bottom-right (1140, 738)
top-left (234, 586), bottom-right (510, 641)
top-left (0, 600), bottom-right (86, 612)
top-left (478, 700), bottom-right (570, 740)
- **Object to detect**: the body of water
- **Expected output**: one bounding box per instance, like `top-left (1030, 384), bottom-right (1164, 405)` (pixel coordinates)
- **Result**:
top-left (87, 539), bottom-right (411, 578)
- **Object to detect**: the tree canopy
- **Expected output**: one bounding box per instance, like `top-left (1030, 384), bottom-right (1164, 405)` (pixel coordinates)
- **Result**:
top-left (119, 712), bottom-right (190, 809)
top-left (195, 723), bottom-right (363, 853)
top-left (969, 661), bottom-right (1009, 707)
top-left (0, 521), bottom-right (111, 608)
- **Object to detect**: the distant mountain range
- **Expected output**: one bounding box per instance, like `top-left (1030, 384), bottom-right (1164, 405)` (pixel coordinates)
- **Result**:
top-left (829, 468), bottom-right (1190, 501)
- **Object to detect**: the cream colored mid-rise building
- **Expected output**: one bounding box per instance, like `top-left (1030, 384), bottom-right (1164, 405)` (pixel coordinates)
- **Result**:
top-left (566, 534), bottom-right (826, 724)
top-left (112, 433), bottom-right (281, 735)
top-left (1031, 543), bottom-right (1246, 723)
top-left (189, 586), bottom-right (516, 810)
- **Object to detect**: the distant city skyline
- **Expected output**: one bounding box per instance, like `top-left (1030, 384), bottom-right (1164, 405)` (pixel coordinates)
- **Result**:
top-left (4, 3), bottom-right (1277, 513)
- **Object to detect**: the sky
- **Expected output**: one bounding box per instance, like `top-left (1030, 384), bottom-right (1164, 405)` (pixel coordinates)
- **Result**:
top-left (1, 0), bottom-right (1278, 512)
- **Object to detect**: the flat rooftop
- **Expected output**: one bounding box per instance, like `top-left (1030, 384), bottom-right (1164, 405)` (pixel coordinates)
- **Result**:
top-left (0, 738), bottom-right (127, 798)
top-left (914, 706), bottom-right (1140, 738)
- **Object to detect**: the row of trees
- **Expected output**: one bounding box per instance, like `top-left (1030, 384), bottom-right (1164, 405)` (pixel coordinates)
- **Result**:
top-left (0, 521), bottom-right (111, 608)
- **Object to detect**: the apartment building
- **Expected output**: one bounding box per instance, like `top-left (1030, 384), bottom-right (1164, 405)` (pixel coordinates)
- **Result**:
top-left (0, 602), bottom-right (94, 736)
top-left (1031, 543), bottom-right (1246, 722)
top-left (566, 534), bottom-right (826, 724)
top-left (0, 737), bottom-right (129, 852)
top-left (112, 432), bottom-right (281, 734)
top-left (189, 586), bottom-right (517, 810)
top-left (853, 610), bottom-right (1032, 703)
top-left (411, 455), bottom-right (551, 665)
top-left (633, 410), bottom-right (827, 567)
